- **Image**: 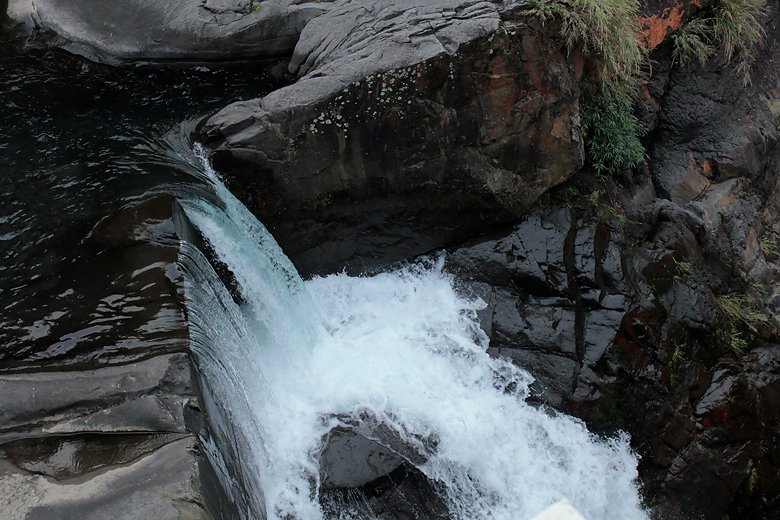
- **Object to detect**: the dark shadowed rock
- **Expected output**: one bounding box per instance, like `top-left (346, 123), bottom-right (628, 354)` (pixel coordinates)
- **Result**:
top-left (13, 0), bottom-right (332, 65)
top-left (318, 411), bottom-right (436, 489)
top-left (650, 50), bottom-right (778, 203)
top-left (202, 0), bottom-right (584, 274)
top-left (445, 8), bottom-right (780, 514)
top-left (320, 428), bottom-right (404, 489)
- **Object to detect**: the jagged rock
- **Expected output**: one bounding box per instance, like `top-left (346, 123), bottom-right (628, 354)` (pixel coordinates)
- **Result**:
top-left (10, 0), bottom-right (331, 65)
top-left (202, 0), bottom-right (585, 275)
top-left (447, 203), bottom-right (628, 407)
top-left (650, 44), bottom-right (779, 203)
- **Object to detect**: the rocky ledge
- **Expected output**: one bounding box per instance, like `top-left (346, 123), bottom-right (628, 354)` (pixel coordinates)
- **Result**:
top-left (201, 0), bottom-right (585, 274)
top-left (0, 197), bottom-right (212, 520)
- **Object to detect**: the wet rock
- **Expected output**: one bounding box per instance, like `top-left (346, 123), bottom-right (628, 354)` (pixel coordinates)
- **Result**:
top-left (0, 436), bottom-right (208, 520)
top-left (0, 195), bottom-right (218, 519)
top-left (319, 411), bottom-right (436, 489)
top-left (202, 0), bottom-right (584, 275)
top-left (0, 353), bottom-right (194, 441)
top-left (318, 411), bottom-right (447, 518)
top-left (320, 428), bottom-right (404, 489)
top-left (14, 0), bottom-right (332, 65)
top-left (320, 464), bottom-right (449, 520)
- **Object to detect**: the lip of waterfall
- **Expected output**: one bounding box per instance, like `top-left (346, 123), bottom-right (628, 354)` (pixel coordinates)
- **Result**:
top-left (176, 146), bottom-right (650, 520)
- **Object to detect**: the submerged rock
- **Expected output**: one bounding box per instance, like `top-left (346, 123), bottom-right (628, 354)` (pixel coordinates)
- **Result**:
top-left (202, 0), bottom-right (584, 275)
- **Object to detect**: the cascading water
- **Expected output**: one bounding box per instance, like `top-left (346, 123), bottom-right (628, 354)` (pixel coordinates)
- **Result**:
top-left (177, 145), bottom-right (649, 520)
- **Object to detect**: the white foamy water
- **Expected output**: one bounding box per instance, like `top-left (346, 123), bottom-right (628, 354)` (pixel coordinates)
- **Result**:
top-left (178, 145), bottom-right (648, 520)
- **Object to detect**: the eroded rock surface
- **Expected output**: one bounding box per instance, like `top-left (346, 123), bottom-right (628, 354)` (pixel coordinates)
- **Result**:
top-left (9, 0), bottom-right (331, 65)
top-left (0, 436), bottom-right (208, 520)
top-left (202, 0), bottom-right (584, 274)
top-left (0, 197), bottom-right (214, 520)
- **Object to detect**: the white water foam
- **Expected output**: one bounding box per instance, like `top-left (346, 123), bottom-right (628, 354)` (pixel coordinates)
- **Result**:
top-left (178, 145), bottom-right (649, 520)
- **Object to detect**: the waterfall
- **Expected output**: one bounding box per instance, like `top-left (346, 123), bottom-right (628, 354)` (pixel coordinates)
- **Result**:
top-left (177, 145), bottom-right (649, 520)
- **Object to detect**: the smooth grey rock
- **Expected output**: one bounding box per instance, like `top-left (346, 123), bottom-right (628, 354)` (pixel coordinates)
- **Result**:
top-left (0, 353), bottom-right (194, 441)
top-left (0, 436), bottom-right (208, 520)
top-left (23, 0), bottom-right (332, 65)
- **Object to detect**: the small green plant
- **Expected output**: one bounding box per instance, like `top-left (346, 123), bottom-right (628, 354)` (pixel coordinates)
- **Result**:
top-left (728, 324), bottom-right (749, 354)
top-left (761, 236), bottom-right (779, 260)
top-left (670, 342), bottom-right (686, 368)
top-left (581, 91), bottom-right (646, 175)
top-left (527, 0), bottom-right (648, 175)
top-left (252, 0), bottom-right (262, 11)
top-left (718, 293), bottom-right (770, 334)
top-left (672, 0), bottom-right (768, 85)
top-left (669, 341), bottom-right (686, 384)
top-left (587, 189), bottom-right (602, 206)
top-left (747, 466), bottom-right (759, 495)
top-left (604, 204), bottom-right (627, 227)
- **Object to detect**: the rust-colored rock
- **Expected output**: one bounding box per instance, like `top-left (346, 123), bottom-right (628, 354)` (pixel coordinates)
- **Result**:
top-left (638, 0), bottom-right (711, 49)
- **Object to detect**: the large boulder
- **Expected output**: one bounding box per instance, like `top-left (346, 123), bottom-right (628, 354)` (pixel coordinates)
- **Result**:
top-left (202, 0), bottom-right (585, 275)
top-left (9, 0), bottom-right (332, 65)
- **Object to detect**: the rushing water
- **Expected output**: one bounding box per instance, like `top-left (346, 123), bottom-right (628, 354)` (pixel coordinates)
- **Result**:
top-left (3, 22), bottom-right (648, 520)
top-left (179, 147), bottom-right (649, 520)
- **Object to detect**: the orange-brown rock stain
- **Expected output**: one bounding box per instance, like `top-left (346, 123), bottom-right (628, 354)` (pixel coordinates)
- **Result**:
top-left (637, 0), bottom-right (707, 49)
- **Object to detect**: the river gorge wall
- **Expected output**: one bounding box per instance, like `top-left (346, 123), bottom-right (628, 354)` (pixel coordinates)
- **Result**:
top-left (2, 0), bottom-right (779, 519)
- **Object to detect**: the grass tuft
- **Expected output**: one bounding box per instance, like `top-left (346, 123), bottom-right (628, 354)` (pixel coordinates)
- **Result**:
top-left (717, 292), bottom-right (769, 354)
top-left (714, 0), bottom-right (767, 85)
top-left (761, 235), bottom-right (779, 260)
top-left (673, 0), bottom-right (767, 85)
top-left (527, 0), bottom-right (647, 175)
top-left (526, 0), bottom-right (647, 104)
top-left (672, 17), bottom-right (714, 67)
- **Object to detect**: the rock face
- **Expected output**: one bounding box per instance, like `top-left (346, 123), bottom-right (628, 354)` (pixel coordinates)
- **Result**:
top-left (12, 0), bottom-right (331, 65)
top-left (202, 0), bottom-right (584, 275)
top-left (447, 6), bottom-right (780, 517)
top-left (637, 0), bottom-right (713, 48)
